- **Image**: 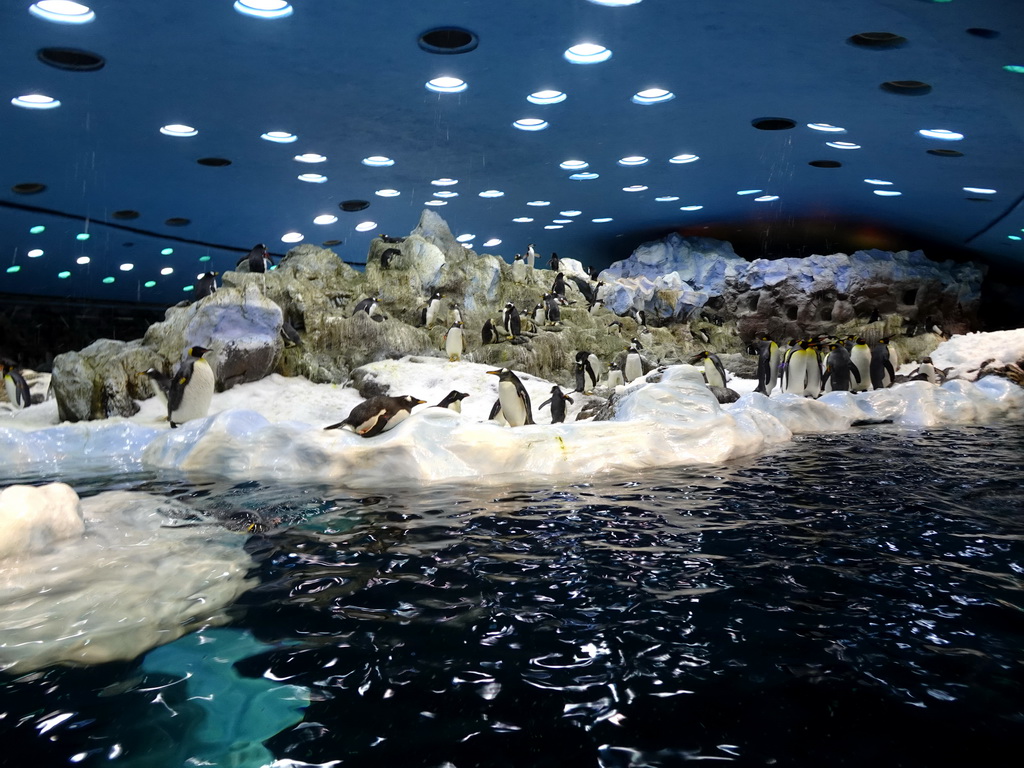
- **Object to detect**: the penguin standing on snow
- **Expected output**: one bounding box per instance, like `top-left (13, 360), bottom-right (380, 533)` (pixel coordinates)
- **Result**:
top-left (574, 351), bottom-right (598, 394)
top-left (194, 271), bottom-right (220, 300)
top-left (503, 302), bottom-right (522, 339)
top-left (911, 356), bottom-right (941, 384)
top-left (444, 320), bottom-right (465, 361)
top-left (690, 350), bottom-right (727, 389)
top-left (849, 338), bottom-right (872, 392)
top-left (870, 338), bottom-right (896, 390)
top-left (539, 385), bottom-right (574, 424)
top-left (167, 346), bottom-right (216, 428)
top-left (486, 368), bottom-right (534, 426)
top-left (435, 390), bottom-right (470, 412)
top-left (238, 244), bottom-right (272, 273)
top-left (820, 342), bottom-right (861, 392)
top-left (2, 363), bottom-right (32, 409)
top-left (324, 395), bottom-right (425, 436)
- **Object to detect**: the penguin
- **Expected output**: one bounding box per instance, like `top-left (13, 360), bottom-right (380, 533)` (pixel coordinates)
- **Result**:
top-left (551, 272), bottom-right (567, 301)
top-left (511, 253), bottom-right (526, 281)
top-left (849, 338), bottom-right (872, 392)
top-left (2, 364), bottom-right (32, 409)
top-left (605, 366), bottom-right (625, 389)
top-left (625, 340), bottom-right (646, 383)
top-left (444, 320), bottom-right (465, 361)
top-left (587, 352), bottom-right (605, 381)
top-left (238, 244), bottom-right (272, 273)
top-left (820, 342), bottom-right (861, 392)
top-left (423, 291), bottom-right (443, 328)
top-left (525, 243), bottom-right (538, 269)
top-left (691, 327), bottom-right (711, 345)
top-left (353, 296), bottom-right (382, 319)
top-left (486, 368), bottom-right (534, 426)
top-left (539, 385), bottom-right (574, 424)
top-left (548, 253), bottom-right (559, 272)
top-left (752, 335), bottom-right (780, 395)
top-left (574, 352), bottom-right (598, 394)
top-left (690, 350), bottom-right (726, 389)
top-left (280, 320), bottom-right (302, 347)
top-left (503, 302), bottom-right (521, 339)
top-left (870, 338), bottom-right (896, 390)
top-left (434, 390), bottom-right (470, 412)
top-left (324, 394), bottom-right (425, 436)
top-left (631, 308), bottom-right (648, 331)
top-left (379, 234), bottom-right (405, 244)
top-left (481, 318), bottom-right (499, 346)
top-left (569, 276), bottom-right (602, 310)
top-left (803, 340), bottom-right (823, 398)
top-left (910, 356), bottom-right (940, 384)
top-left (138, 367), bottom-right (171, 406)
top-left (532, 302), bottom-right (547, 329)
top-left (194, 271), bottom-right (220, 300)
top-left (869, 307), bottom-right (881, 324)
top-left (167, 346), bottom-right (215, 428)
top-left (449, 303), bottom-right (463, 326)
top-left (544, 293), bottom-right (561, 325)
top-left (379, 247), bottom-right (400, 269)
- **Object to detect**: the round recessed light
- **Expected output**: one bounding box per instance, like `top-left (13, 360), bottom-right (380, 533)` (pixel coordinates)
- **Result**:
top-left (322, 239), bottom-right (342, 246)
top-left (528, 90), bottom-right (567, 105)
top-left (1008, 235), bottom-right (1022, 241)
top-left (29, 2), bottom-right (95, 24)
top-left (632, 88), bottom-right (675, 105)
top-left (11, 94), bottom-right (61, 109)
top-left (966, 28), bottom-right (1000, 39)
top-left (592, 217), bottom-right (613, 223)
top-left (425, 200), bottom-right (447, 206)
top-left (375, 189), bottom-right (401, 197)
top-left (570, 172), bottom-right (600, 180)
top-left (418, 27), bottom-right (478, 55)
top-left (737, 189), bottom-right (762, 195)
top-left (586, 0), bottom-right (642, 6)
top-left (6, 266), bottom-right (21, 274)
top-left (29, 225), bottom-right (46, 234)
top-left (864, 178), bottom-right (894, 185)
top-left (339, 200), bottom-right (370, 212)
top-left (28, 249), bottom-right (44, 258)
top-left (963, 186), bottom-right (996, 194)
top-left (164, 218), bottom-right (190, 227)
top-left (431, 178), bottom-right (458, 186)
top-left (669, 154), bottom-right (699, 164)
top-left (680, 205), bottom-right (704, 211)
top-left (848, 31), bottom-right (907, 48)
top-left (754, 195), bottom-right (779, 202)
top-left (479, 190), bottom-right (505, 198)
top-left (362, 156), bottom-right (394, 166)
top-left (233, 1), bottom-right (293, 20)
top-left (281, 232), bottom-right (303, 243)
top-left (827, 141), bottom-right (861, 149)
top-left (37, 47), bottom-right (104, 71)
top-left (513, 118), bottom-right (549, 131)
top-left (433, 190), bottom-right (458, 198)
top-left (927, 148), bottom-right (964, 157)
top-left (618, 156), bottom-right (649, 166)
top-left (752, 117), bottom-right (796, 130)
top-left (144, 281), bottom-right (156, 288)
top-left (313, 214), bottom-right (338, 225)
top-left (197, 157), bottom-right (232, 167)
top-left (881, 80), bottom-right (932, 95)
top-left (294, 153), bottom-right (327, 163)
top-left (623, 185), bottom-right (648, 192)
top-left (57, 270), bottom-right (71, 278)
top-left (559, 210), bottom-right (582, 216)
top-left (160, 124), bottom-right (197, 137)
top-left (119, 263), bottom-right (133, 271)
top-left (552, 219), bottom-right (573, 224)
top-left (76, 232), bottom-right (90, 240)
top-left (160, 248), bottom-right (173, 255)
top-left (919, 128), bottom-right (964, 141)
top-left (809, 160), bottom-right (842, 168)
top-left (198, 255), bottom-right (211, 262)
top-left (655, 196), bottom-right (680, 202)
top-left (527, 201), bottom-right (550, 206)
top-left (807, 123), bottom-right (846, 133)
top-left (1003, 65), bottom-right (1024, 74)
top-left (354, 221), bottom-right (377, 232)
top-left (482, 238), bottom-right (502, 247)
top-left (456, 234), bottom-right (475, 242)
top-left (426, 76), bottom-right (468, 93)
top-left (76, 255), bottom-right (90, 265)
top-left (512, 217), bottom-right (534, 223)
top-left (560, 160), bottom-right (589, 171)
top-left (564, 43), bottom-right (612, 64)
top-left (182, 285), bottom-right (194, 292)
top-left (12, 183), bottom-right (47, 195)
top-left (112, 210), bottom-right (140, 220)
top-left (102, 276), bottom-right (115, 284)
top-left (873, 190), bottom-right (903, 197)
top-left (261, 131), bottom-right (297, 143)
top-left (297, 173), bottom-right (327, 183)
top-left (160, 267), bottom-right (174, 275)
top-left (544, 225), bottom-right (564, 230)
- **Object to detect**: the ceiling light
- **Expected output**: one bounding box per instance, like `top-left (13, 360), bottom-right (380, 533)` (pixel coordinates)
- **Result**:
top-left (478, 190), bottom-right (505, 198)
top-left (864, 178), bottom-right (893, 185)
top-left (76, 233), bottom-right (90, 240)
top-left (102, 276), bottom-right (114, 284)
top-left (182, 285), bottom-right (193, 292)
top-left (1009, 235), bottom-right (1022, 241)
top-left (826, 141), bottom-right (861, 149)
top-left (963, 187), bottom-right (996, 194)
top-left (375, 189), bottom-right (401, 197)
top-left (425, 200), bottom-right (446, 206)
top-left (6, 266), bottom-right (21, 274)
top-left (513, 118), bottom-right (549, 131)
top-left (564, 43), bottom-right (612, 64)
top-left (28, 249), bottom-right (43, 258)
top-left (552, 219), bottom-right (573, 224)
top-left (918, 129), bottom-right (964, 141)
top-left (560, 160), bottom-right (589, 170)
top-left (655, 196), bottom-right (679, 202)
top-left (570, 172), bottom-right (599, 180)
top-left (560, 210), bottom-right (582, 216)
top-left (807, 123), bottom-right (846, 133)
top-left (528, 90), bottom-right (566, 105)
top-left (754, 195), bottom-right (779, 202)
top-left (737, 189), bottom-right (762, 195)
top-left (618, 156), bottom-right (649, 166)
top-left (160, 267), bottom-right (174, 275)
top-left (680, 205), bottom-right (704, 211)
top-left (873, 190), bottom-right (903, 196)
top-left (483, 239), bottom-right (502, 247)
top-left (513, 217), bottom-right (534, 223)
top-left (297, 173), bottom-right (327, 183)
top-left (592, 217), bottom-right (613, 223)
top-left (11, 94), bottom-right (61, 109)
top-left (426, 76), bottom-right (468, 93)
top-left (261, 131), bottom-right (297, 143)
top-left (76, 256), bottom-right (90, 264)
top-left (527, 201), bottom-right (550, 206)
top-left (456, 234), bottom-right (475, 242)
top-left (281, 232), bottom-right (304, 242)
top-left (362, 156), bottom-right (394, 166)
top-left (294, 153), bottom-right (326, 163)
top-left (1004, 65), bottom-right (1024, 74)
top-left (632, 88), bottom-right (674, 105)
top-left (669, 154), bottom-right (699, 164)
top-left (431, 178), bottom-right (458, 186)
top-left (198, 255), bottom-right (211, 262)
top-left (355, 222), bottom-right (377, 232)
top-left (119, 263), bottom-right (133, 271)
top-left (587, 0), bottom-right (642, 6)
top-left (623, 185), bottom-right (648, 192)
top-left (161, 248), bottom-right (174, 255)
top-left (29, 2), bottom-right (95, 24)
top-left (433, 190), bottom-right (458, 198)
top-left (418, 27), bottom-right (479, 55)
top-left (29, 225), bottom-right (45, 234)
top-left (233, 1), bottom-right (293, 19)
top-left (144, 281), bottom-right (156, 288)
top-left (544, 225), bottom-right (564, 230)
top-left (160, 124), bottom-right (198, 137)
top-left (313, 214), bottom-right (338, 225)
top-left (57, 271), bottom-right (70, 278)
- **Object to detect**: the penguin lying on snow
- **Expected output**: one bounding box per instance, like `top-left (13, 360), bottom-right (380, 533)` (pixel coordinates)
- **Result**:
top-left (435, 390), bottom-right (469, 412)
top-left (167, 346), bottom-right (215, 428)
top-left (539, 385), bottom-right (574, 424)
top-left (324, 395), bottom-right (426, 436)
top-left (486, 368), bottom-right (534, 426)
top-left (2, 363), bottom-right (32, 409)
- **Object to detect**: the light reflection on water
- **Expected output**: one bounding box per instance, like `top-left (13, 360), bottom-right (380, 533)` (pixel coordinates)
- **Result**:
top-left (1, 422), bottom-right (1023, 767)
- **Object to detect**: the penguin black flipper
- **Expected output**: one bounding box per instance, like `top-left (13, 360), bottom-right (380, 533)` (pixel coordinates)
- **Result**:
top-left (850, 363), bottom-right (862, 384)
top-left (519, 384), bottom-right (534, 425)
top-left (488, 398), bottom-right (502, 420)
top-left (539, 397), bottom-right (553, 410)
top-left (820, 367), bottom-right (832, 389)
top-left (884, 360), bottom-right (895, 382)
top-left (5, 369), bottom-right (32, 407)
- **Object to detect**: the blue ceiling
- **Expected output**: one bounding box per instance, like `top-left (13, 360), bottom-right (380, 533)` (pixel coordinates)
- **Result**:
top-left (2, 0), bottom-right (1023, 305)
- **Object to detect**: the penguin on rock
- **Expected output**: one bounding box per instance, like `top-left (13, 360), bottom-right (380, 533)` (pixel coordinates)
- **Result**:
top-left (481, 318), bottom-right (499, 346)
top-left (486, 368), bottom-right (534, 426)
top-left (525, 243), bottom-right (538, 269)
top-left (544, 293), bottom-right (561, 325)
top-left (422, 291), bottom-right (443, 328)
top-left (444, 320), bottom-right (465, 361)
top-left (194, 271), bottom-right (220, 300)
top-left (690, 350), bottom-right (727, 389)
top-left (539, 385), bottom-right (574, 424)
top-left (238, 244), bottom-right (272, 273)
top-left (503, 302), bottom-right (521, 339)
top-left (353, 296), bottom-right (383, 319)
top-left (167, 346), bottom-right (216, 428)
top-left (624, 338), bottom-right (646, 383)
top-left (324, 395), bottom-right (425, 436)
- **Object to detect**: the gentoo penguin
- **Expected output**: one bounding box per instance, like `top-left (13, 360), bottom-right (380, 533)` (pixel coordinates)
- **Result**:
top-left (820, 342), bottom-right (861, 392)
top-left (511, 253), bottom-right (526, 282)
top-left (539, 385), bottom-right (574, 424)
top-left (548, 253), bottom-right (559, 271)
top-left (544, 293), bottom-right (561, 325)
top-left (625, 339), bottom-right (646, 383)
top-left (435, 390), bottom-right (469, 412)
top-left (911, 356), bottom-right (940, 384)
top-left (353, 296), bottom-right (382, 319)
top-left (138, 367), bottom-right (171, 406)
top-left (525, 243), bottom-right (538, 269)
top-left (532, 302), bottom-right (547, 329)
top-left (444, 320), bottom-right (465, 361)
top-left (631, 308), bottom-right (648, 332)
top-left (194, 271), bottom-right (220, 300)
top-left (486, 368), bottom-right (534, 426)
top-left (574, 351), bottom-right (598, 394)
top-left (167, 346), bottom-right (215, 428)
top-left (569, 276), bottom-right (602, 310)
top-left (238, 244), bottom-right (272, 273)
top-left (379, 247), bottom-right (400, 269)
top-left (550, 272), bottom-right (567, 301)
top-left (423, 291), bottom-right (443, 327)
top-left (605, 365), bottom-right (625, 388)
top-left (691, 327), bottom-right (711, 345)
top-left (280, 320), bottom-right (302, 347)
top-left (449, 303), bottom-right (463, 325)
top-left (2, 364), bottom-right (31, 408)
top-left (870, 338), bottom-right (896, 390)
top-left (690, 350), bottom-right (726, 389)
top-left (849, 338), bottom-right (872, 392)
top-left (481, 318), bottom-right (499, 345)
top-left (503, 302), bottom-right (521, 339)
top-left (324, 394), bottom-right (425, 436)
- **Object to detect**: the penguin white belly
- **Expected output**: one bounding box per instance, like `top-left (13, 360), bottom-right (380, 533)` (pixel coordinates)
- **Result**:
top-left (511, 262), bottom-right (526, 282)
top-left (4, 377), bottom-right (20, 408)
top-left (150, 381), bottom-right (168, 406)
top-left (588, 354), bottom-right (605, 379)
top-left (920, 362), bottom-right (938, 384)
top-left (606, 369), bottom-right (625, 388)
top-left (785, 354), bottom-right (807, 395)
top-left (498, 381), bottom-right (528, 427)
top-left (803, 357), bottom-right (821, 397)
top-left (445, 327), bottom-right (464, 361)
top-left (704, 362), bottom-right (725, 389)
top-left (624, 353), bottom-right (642, 383)
top-left (380, 409), bottom-right (411, 432)
top-left (767, 345), bottom-right (780, 394)
top-left (170, 360), bottom-right (215, 424)
top-left (850, 348), bottom-right (871, 391)
top-left (425, 302), bottom-right (440, 327)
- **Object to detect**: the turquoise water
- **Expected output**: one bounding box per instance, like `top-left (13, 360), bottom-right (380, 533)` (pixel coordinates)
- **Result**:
top-left (1, 422), bottom-right (1022, 767)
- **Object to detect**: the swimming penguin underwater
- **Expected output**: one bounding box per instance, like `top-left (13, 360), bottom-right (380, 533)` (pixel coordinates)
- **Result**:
top-left (323, 395), bottom-right (426, 436)
top-left (539, 385), bottom-right (574, 424)
top-left (2, 363), bottom-right (32, 409)
top-left (444, 320), bottom-right (465, 361)
top-left (167, 346), bottom-right (215, 428)
top-left (486, 368), bottom-right (534, 426)
top-left (194, 271), bottom-right (220, 300)
top-left (434, 390), bottom-right (469, 412)
top-left (238, 244), bottom-right (272, 273)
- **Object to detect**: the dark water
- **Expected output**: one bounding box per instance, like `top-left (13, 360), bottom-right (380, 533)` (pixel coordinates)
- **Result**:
top-left (2, 423), bottom-right (1023, 767)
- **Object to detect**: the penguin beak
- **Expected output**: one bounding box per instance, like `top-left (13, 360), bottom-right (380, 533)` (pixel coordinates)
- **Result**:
top-left (486, 370), bottom-right (500, 376)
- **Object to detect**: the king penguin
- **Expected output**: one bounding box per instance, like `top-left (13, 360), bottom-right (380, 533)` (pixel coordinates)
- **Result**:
top-left (444, 320), bottom-right (465, 361)
top-left (539, 385), bottom-right (574, 424)
top-left (435, 390), bottom-right (469, 412)
top-left (167, 346), bottom-right (215, 428)
top-left (752, 335), bottom-right (780, 395)
top-left (324, 395), bottom-right (425, 436)
top-left (2, 364), bottom-right (32, 409)
top-left (869, 338), bottom-right (896, 390)
top-left (850, 338), bottom-right (872, 392)
top-left (486, 368), bottom-right (534, 426)
top-left (691, 350), bottom-right (727, 389)
top-left (820, 342), bottom-right (861, 392)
